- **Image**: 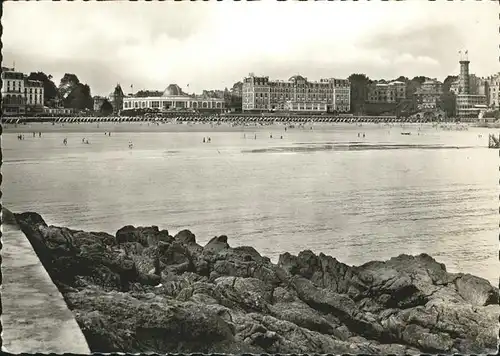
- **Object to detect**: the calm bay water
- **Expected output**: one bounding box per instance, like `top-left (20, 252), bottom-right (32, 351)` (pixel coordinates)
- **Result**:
top-left (2, 124), bottom-right (498, 284)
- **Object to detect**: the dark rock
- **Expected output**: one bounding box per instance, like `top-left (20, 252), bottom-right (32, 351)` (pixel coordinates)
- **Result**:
top-left (13, 211), bottom-right (500, 354)
top-left (175, 229), bottom-right (197, 245)
top-left (204, 235), bottom-right (230, 253)
top-left (454, 274), bottom-right (499, 306)
top-left (116, 225), bottom-right (171, 247)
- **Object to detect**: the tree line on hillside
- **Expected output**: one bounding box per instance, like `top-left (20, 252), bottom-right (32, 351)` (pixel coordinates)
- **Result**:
top-left (29, 70), bottom-right (459, 117)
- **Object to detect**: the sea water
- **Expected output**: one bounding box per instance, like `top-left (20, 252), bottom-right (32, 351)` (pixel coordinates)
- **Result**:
top-left (2, 124), bottom-right (498, 285)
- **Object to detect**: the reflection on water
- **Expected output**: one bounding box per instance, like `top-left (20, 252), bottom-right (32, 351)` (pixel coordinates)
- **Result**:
top-left (2, 124), bottom-right (498, 284)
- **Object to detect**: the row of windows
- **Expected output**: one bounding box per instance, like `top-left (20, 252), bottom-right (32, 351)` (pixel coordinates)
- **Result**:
top-left (248, 90), bottom-right (349, 96)
top-left (3, 86), bottom-right (42, 93)
top-left (250, 87), bottom-right (348, 93)
top-left (124, 101), bottom-right (224, 109)
top-left (26, 94), bottom-right (43, 103)
top-left (3, 93), bottom-right (42, 103)
top-left (253, 82), bottom-right (349, 88)
top-left (251, 92), bottom-right (349, 98)
top-left (4, 80), bottom-right (43, 88)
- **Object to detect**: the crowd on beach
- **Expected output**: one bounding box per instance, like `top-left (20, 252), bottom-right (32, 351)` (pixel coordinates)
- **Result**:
top-left (17, 132), bottom-right (43, 140)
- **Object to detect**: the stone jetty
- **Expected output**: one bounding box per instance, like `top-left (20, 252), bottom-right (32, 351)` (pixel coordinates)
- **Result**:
top-left (10, 210), bottom-right (499, 354)
top-left (1, 208), bottom-right (90, 354)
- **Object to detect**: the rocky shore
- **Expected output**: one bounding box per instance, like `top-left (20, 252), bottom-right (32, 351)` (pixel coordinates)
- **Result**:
top-left (12, 211), bottom-right (499, 354)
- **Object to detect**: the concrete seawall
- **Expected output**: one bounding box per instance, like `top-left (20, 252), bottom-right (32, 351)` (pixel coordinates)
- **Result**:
top-left (1, 215), bottom-right (90, 354)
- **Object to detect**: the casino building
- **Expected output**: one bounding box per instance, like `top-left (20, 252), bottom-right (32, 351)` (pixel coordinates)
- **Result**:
top-left (242, 74), bottom-right (350, 113)
top-left (122, 84), bottom-right (225, 112)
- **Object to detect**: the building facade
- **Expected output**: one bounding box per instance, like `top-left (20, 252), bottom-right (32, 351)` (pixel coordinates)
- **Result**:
top-left (367, 81), bottom-right (406, 103)
top-left (485, 73), bottom-right (500, 109)
top-left (450, 53), bottom-right (487, 117)
top-left (93, 96), bottom-right (107, 112)
top-left (414, 79), bottom-right (443, 110)
top-left (122, 84), bottom-right (225, 111)
top-left (1, 67), bottom-right (44, 116)
top-left (242, 74), bottom-right (350, 113)
top-left (25, 79), bottom-right (44, 108)
top-left (2, 68), bottom-right (26, 115)
top-left (456, 94), bottom-right (487, 118)
top-left (108, 84), bottom-right (125, 114)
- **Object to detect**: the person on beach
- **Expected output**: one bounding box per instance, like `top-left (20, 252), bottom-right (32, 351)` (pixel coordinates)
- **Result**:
top-left (254, 134), bottom-right (257, 140)
top-left (39, 132), bottom-right (41, 137)
top-left (63, 138), bottom-right (67, 146)
top-left (270, 133), bottom-right (273, 139)
top-left (33, 132), bottom-right (36, 138)
top-left (203, 137), bottom-right (206, 143)
top-left (82, 138), bottom-right (85, 143)
top-left (363, 133), bottom-right (365, 138)
top-left (208, 137), bottom-right (211, 143)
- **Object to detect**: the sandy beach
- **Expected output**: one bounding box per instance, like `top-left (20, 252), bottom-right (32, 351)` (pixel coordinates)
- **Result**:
top-left (2, 121), bottom-right (441, 134)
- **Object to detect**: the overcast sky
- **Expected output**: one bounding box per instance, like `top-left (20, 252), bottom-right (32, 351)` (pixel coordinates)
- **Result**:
top-left (3, 0), bottom-right (498, 96)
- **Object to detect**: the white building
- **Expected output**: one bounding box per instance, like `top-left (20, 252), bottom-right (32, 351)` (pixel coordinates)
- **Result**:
top-left (25, 79), bottom-right (44, 107)
top-left (456, 94), bottom-right (487, 118)
top-left (1, 68), bottom-right (26, 115)
top-left (415, 79), bottom-right (443, 110)
top-left (1, 67), bottom-right (45, 116)
top-left (122, 84), bottom-right (225, 112)
top-left (485, 73), bottom-right (500, 109)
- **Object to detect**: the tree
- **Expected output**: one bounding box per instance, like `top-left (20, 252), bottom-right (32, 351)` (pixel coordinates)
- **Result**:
top-left (27, 72), bottom-right (58, 104)
top-left (406, 77), bottom-right (429, 99)
top-left (135, 90), bottom-right (162, 97)
top-left (348, 73), bottom-right (371, 113)
top-left (64, 83), bottom-right (93, 110)
top-left (393, 76), bottom-right (409, 83)
top-left (411, 76), bottom-right (428, 85)
top-left (438, 92), bottom-right (456, 117)
top-left (100, 99), bottom-right (113, 116)
top-left (59, 73), bottom-right (81, 99)
top-left (443, 75), bottom-right (458, 93)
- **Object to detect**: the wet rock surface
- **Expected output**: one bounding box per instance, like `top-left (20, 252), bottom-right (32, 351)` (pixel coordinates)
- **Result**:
top-left (14, 211), bottom-right (500, 354)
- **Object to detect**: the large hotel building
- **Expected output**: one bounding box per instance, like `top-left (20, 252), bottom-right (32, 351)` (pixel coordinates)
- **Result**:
top-left (242, 74), bottom-right (350, 113)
